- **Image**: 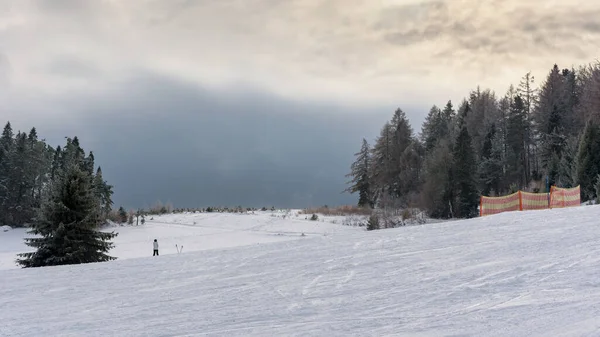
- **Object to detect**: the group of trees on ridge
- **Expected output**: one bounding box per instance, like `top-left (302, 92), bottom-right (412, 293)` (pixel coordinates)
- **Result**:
top-left (346, 61), bottom-right (600, 219)
top-left (0, 122), bottom-right (117, 267)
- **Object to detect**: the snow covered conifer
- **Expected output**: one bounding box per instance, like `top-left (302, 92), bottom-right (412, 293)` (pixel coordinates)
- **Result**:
top-left (16, 162), bottom-right (117, 268)
top-left (345, 138), bottom-right (374, 208)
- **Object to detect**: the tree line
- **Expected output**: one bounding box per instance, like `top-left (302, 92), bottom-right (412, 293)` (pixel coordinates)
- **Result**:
top-left (0, 121), bottom-right (117, 267)
top-left (346, 61), bottom-right (600, 219)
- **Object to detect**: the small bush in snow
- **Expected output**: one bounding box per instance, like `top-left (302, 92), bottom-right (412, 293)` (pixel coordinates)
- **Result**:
top-left (310, 214), bottom-right (318, 221)
top-left (401, 209), bottom-right (412, 221)
top-left (367, 214), bottom-right (380, 231)
top-left (342, 215), bottom-right (367, 227)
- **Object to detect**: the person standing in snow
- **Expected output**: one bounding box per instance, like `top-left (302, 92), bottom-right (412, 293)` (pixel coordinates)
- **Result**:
top-left (153, 239), bottom-right (159, 256)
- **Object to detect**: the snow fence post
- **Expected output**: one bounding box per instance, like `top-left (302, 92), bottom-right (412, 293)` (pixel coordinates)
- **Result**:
top-left (518, 191), bottom-right (523, 211)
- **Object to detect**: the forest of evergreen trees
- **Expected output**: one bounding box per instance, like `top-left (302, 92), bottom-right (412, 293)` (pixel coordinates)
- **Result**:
top-left (0, 121), bottom-right (117, 267)
top-left (346, 61), bottom-right (600, 219)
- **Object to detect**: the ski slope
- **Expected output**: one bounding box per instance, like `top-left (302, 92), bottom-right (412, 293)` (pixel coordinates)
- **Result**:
top-left (2, 206), bottom-right (600, 336)
top-left (0, 210), bottom-right (359, 270)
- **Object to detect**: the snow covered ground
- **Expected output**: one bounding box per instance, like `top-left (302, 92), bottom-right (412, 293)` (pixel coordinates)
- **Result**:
top-left (0, 209), bottom-right (359, 270)
top-left (2, 206), bottom-right (600, 336)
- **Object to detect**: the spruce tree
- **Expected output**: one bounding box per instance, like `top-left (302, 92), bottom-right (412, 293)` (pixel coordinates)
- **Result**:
top-left (506, 95), bottom-right (528, 188)
top-left (422, 105), bottom-right (443, 152)
top-left (344, 138), bottom-right (374, 208)
top-left (453, 125), bottom-right (480, 218)
top-left (576, 120), bottom-right (600, 201)
top-left (421, 138), bottom-right (454, 218)
top-left (370, 122), bottom-right (394, 205)
top-left (388, 108), bottom-right (421, 204)
top-left (479, 124), bottom-right (504, 196)
top-left (16, 162), bottom-right (117, 268)
top-left (0, 122), bottom-right (14, 225)
top-left (557, 135), bottom-right (579, 188)
top-left (118, 206), bottom-right (128, 223)
top-left (93, 167), bottom-right (114, 222)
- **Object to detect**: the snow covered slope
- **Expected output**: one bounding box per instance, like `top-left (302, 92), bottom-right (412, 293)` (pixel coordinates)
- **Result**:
top-left (0, 209), bottom-right (358, 270)
top-left (3, 206), bottom-right (600, 336)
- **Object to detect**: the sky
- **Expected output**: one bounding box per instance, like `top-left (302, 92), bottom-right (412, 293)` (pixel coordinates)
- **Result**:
top-left (1, 0), bottom-right (600, 209)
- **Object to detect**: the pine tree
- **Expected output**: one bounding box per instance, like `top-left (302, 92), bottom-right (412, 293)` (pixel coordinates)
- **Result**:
top-left (421, 138), bottom-right (454, 218)
top-left (16, 162), bottom-right (117, 268)
top-left (344, 138), bottom-right (374, 208)
top-left (8, 132), bottom-right (32, 225)
top-left (421, 105), bottom-right (443, 152)
top-left (441, 100), bottom-right (457, 138)
top-left (506, 95), bottom-right (528, 188)
top-left (388, 108), bottom-right (421, 204)
top-left (518, 72), bottom-right (539, 183)
top-left (370, 122), bottom-right (394, 205)
top-left (576, 120), bottom-right (600, 201)
top-left (478, 124), bottom-right (504, 196)
top-left (561, 67), bottom-right (581, 136)
top-left (576, 63), bottom-right (600, 126)
top-left (93, 167), bottom-right (114, 222)
top-left (465, 87), bottom-right (500, 158)
top-left (118, 206), bottom-right (128, 223)
top-left (536, 64), bottom-right (569, 185)
top-left (452, 125), bottom-right (480, 218)
top-left (557, 135), bottom-right (579, 188)
top-left (0, 122), bottom-right (14, 225)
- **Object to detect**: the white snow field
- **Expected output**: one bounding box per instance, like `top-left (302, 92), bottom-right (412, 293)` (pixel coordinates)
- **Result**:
top-left (2, 206), bottom-right (600, 336)
top-left (0, 210), bottom-right (359, 270)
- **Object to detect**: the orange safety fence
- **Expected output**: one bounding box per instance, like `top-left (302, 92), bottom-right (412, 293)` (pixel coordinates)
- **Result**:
top-left (549, 185), bottom-right (581, 208)
top-left (520, 191), bottom-right (550, 211)
top-left (480, 185), bottom-right (581, 217)
top-left (479, 192), bottom-right (520, 216)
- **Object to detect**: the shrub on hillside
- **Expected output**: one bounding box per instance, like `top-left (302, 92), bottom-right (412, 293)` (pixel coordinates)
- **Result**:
top-left (342, 215), bottom-right (366, 227)
top-left (401, 208), bottom-right (412, 221)
top-left (117, 206), bottom-right (128, 224)
top-left (367, 214), bottom-right (380, 231)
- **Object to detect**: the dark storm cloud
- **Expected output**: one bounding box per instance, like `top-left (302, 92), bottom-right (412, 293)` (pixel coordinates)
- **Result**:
top-left (44, 71), bottom-right (413, 209)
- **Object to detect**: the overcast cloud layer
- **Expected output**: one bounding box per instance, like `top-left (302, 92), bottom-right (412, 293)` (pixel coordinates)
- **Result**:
top-left (1, 0), bottom-right (599, 208)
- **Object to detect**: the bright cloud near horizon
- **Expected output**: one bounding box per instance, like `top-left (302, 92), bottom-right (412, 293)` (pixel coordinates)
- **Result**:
top-left (1, 0), bottom-right (599, 209)
top-left (2, 0), bottom-right (600, 114)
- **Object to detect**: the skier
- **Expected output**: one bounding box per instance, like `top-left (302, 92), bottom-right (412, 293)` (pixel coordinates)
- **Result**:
top-left (153, 239), bottom-right (159, 256)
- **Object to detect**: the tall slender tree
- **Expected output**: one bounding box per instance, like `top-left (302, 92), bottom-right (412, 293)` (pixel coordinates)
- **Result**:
top-left (576, 120), bottom-right (600, 201)
top-left (345, 138), bottom-right (374, 208)
top-left (452, 124), bottom-right (480, 218)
